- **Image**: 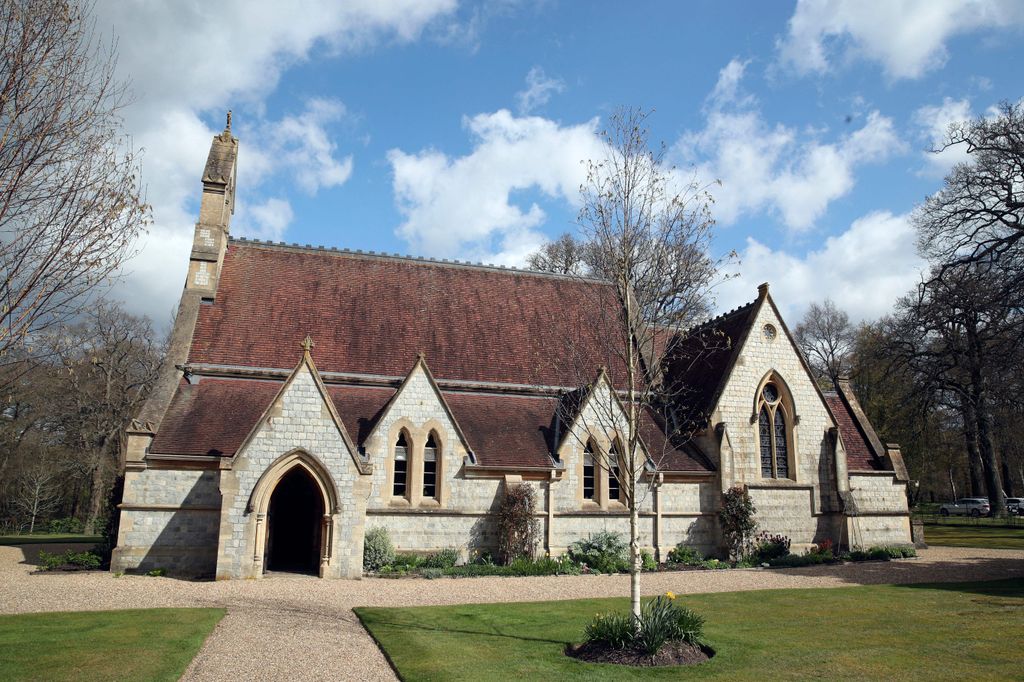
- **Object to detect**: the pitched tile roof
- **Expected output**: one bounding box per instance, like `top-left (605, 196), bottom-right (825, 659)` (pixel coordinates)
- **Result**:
top-left (325, 385), bottom-right (396, 446)
top-left (662, 299), bottom-right (761, 428)
top-left (188, 241), bottom-right (623, 388)
top-left (638, 408), bottom-right (716, 473)
top-left (823, 391), bottom-right (888, 471)
top-left (150, 378), bottom-right (279, 455)
top-left (443, 392), bottom-right (559, 468)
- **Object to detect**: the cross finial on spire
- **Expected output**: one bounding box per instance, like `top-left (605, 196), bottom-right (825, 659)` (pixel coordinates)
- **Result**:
top-left (300, 334), bottom-right (314, 353)
top-left (225, 110), bottom-right (232, 132)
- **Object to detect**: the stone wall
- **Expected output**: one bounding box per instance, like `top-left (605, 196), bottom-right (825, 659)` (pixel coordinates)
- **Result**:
top-left (111, 469), bottom-right (221, 577)
top-left (216, 362), bottom-right (370, 579)
top-left (846, 473), bottom-right (911, 547)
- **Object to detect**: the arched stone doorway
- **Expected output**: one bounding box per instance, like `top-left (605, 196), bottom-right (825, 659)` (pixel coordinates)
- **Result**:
top-left (265, 467), bottom-right (324, 574)
top-left (247, 449), bottom-right (339, 578)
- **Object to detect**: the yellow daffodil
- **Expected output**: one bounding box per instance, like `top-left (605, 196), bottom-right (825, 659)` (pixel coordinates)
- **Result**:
top-left (665, 591), bottom-right (676, 600)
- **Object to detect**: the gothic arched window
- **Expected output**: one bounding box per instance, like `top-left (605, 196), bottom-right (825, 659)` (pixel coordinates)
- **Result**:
top-left (757, 381), bottom-right (791, 478)
top-left (608, 440), bottom-right (622, 502)
top-left (583, 440), bottom-right (596, 500)
top-left (423, 432), bottom-right (439, 499)
top-left (393, 431), bottom-right (409, 497)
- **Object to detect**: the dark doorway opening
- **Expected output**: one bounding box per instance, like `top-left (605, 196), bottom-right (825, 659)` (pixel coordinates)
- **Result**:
top-left (265, 467), bottom-right (324, 574)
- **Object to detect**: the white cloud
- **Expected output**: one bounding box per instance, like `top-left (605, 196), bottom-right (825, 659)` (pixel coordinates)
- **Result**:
top-left (388, 109), bottom-right (603, 264)
top-left (777, 0), bottom-right (1024, 80)
top-left (255, 98), bottom-right (354, 194)
top-left (240, 198), bottom-right (296, 241)
top-left (913, 97), bottom-right (973, 175)
top-left (678, 61), bottom-right (904, 231)
top-left (716, 211), bottom-right (924, 323)
top-left (91, 0), bottom-right (460, 321)
top-left (515, 67), bottom-right (565, 115)
top-left (707, 58), bottom-right (752, 107)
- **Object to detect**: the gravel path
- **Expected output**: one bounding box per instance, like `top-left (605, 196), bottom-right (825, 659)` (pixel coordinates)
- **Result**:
top-left (2, 544), bottom-right (1022, 681)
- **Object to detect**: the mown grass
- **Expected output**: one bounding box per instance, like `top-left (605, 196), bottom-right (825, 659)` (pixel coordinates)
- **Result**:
top-left (924, 523), bottom-right (1024, 550)
top-left (356, 579), bottom-right (1024, 681)
top-left (0, 608), bottom-right (224, 682)
top-left (0, 534), bottom-right (101, 546)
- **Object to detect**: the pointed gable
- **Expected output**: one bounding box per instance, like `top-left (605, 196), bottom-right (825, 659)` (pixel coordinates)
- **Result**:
top-left (662, 297), bottom-right (761, 428)
top-left (362, 355), bottom-right (473, 456)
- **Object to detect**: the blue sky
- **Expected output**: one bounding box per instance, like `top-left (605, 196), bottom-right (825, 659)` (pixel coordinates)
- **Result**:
top-left (98, 0), bottom-right (1024, 326)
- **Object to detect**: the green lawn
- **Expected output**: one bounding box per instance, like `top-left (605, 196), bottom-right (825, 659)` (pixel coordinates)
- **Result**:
top-left (924, 523), bottom-right (1024, 550)
top-left (0, 608), bottom-right (224, 682)
top-left (0, 534), bottom-right (102, 546)
top-left (356, 579), bottom-right (1024, 681)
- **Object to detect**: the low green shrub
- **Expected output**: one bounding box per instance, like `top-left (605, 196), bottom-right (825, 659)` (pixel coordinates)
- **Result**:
top-left (700, 558), bottom-right (729, 570)
top-left (422, 547), bottom-right (459, 569)
top-left (442, 554), bottom-right (581, 578)
top-left (584, 612), bottom-right (634, 650)
top-left (667, 543), bottom-right (704, 566)
top-left (147, 568), bottom-right (166, 577)
top-left (392, 553), bottom-right (424, 569)
top-left (37, 550), bottom-right (101, 571)
top-left (47, 517), bottom-right (84, 534)
top-left (640, 550), bottom-right (657, 572)
top-left (568, 531), bottom-right (629, 573)
top-left (585, 594), bottom-right (707, 655)
top-left (363, 527), bottom-right (395, 571)
top-left (421, 567), bottom-right (444, 579)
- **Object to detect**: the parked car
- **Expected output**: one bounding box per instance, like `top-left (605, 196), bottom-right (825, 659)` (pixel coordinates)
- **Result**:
top-left (939, 498), bottom-right (991, 517)
top-left (1005, 497), bottom-right (1023, 515)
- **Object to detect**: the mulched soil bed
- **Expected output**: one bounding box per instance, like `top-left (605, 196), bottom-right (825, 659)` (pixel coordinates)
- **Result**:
top-left (566, 640), bottom-right (712, 667)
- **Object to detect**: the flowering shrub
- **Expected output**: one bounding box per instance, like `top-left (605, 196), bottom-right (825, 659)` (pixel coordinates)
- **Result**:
top-left (811, 536), bottom-right (835, 557)
top-left (753, 532), bottom-right (791, 561)
top-left (363, 526), bottom-right (395, 571)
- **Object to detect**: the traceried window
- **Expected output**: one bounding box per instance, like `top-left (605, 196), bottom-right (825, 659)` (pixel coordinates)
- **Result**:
top-left (608, 440), bottom-right (621, 502)
top-left (583, 440), bottom-right (596, 500)
top-left (423, 432), bottom-right (439, 499)
top-left (393, 432), bottom-right (408, 497)
top-left (758, 381), bottom-right (790, 478)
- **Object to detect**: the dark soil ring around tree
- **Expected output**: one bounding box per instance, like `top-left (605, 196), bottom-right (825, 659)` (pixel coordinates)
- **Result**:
top-left (566, 639), bottom-right (714, 667)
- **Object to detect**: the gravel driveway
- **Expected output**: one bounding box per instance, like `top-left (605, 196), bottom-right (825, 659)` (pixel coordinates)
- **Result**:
top-left (2, 544), bottom-right (1022, 681)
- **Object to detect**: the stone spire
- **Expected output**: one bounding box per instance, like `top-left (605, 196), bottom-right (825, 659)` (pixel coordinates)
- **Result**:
top-left (186, 112), bottom-right (239, 297)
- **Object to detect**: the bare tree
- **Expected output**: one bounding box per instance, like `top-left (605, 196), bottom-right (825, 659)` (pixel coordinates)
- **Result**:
top-left (556, 108), bottom-right (722, 623)
top-left (0, 0), bottom-right (148, 379)
top-left (526, 232), bottom-right (591, 275)
top-left (12, 456), bottom-right (62, 533)
top-left (44, 302), bottom-right (162, 532)
top-left (794, 299), bottom-right (855, 385)
top-left (886, 263), bottom-right (1022, 516)
top-left (916, 101), bottom-right (1023, 281)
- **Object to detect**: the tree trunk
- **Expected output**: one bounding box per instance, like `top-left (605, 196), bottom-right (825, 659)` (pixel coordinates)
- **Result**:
top-left (948, 467), bottom-right (957, 501)
top-left (967, 325), bottom-right (1005, 516)
top-left (960, 401), bottom-right (984, 497)
top-left (84, 456), bottom-right (107, 535)
top-left (1002, 460), bottom-right (1015, 497)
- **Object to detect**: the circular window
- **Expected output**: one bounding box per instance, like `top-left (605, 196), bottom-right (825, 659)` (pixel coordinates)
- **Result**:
top-left (763, 324), bottom-right (777, 341)
top-left (762, 383), bottom-right (779, 403)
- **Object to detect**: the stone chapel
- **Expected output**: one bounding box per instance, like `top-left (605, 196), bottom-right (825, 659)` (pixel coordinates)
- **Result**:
top-left (111, 122), bottom-right (912, 579)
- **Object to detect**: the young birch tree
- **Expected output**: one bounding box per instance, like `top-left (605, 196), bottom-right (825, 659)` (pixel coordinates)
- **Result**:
top-left (554, 108), bottom-right (721, 623)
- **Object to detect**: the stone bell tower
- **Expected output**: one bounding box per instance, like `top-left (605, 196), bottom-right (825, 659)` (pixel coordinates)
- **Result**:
top-left (186, 112), bottom-right (238, 296)
top-left (125, 114), bottom-right (239, 460)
